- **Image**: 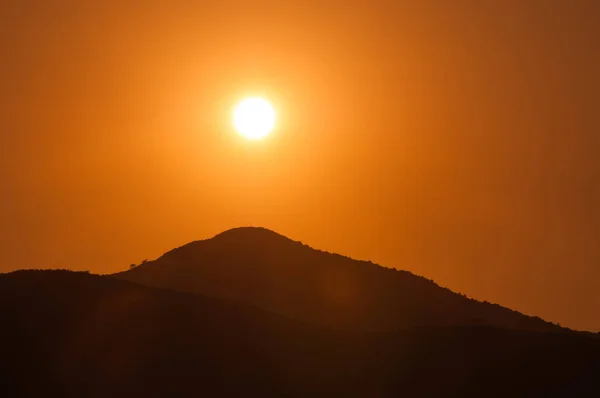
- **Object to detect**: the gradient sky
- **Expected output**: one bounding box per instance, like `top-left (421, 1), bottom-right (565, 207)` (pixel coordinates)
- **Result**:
top-left (1, 0), bottom-right (599, 331)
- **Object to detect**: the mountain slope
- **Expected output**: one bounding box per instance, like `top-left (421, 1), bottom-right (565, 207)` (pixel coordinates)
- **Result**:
top-left (1, 270), bottom-right (599, 397)
top-left (116, 227), bottom-right (561, 332)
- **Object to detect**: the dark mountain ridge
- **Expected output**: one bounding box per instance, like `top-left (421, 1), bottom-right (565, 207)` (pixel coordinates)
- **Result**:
top-left (116, 227), bottom-right (562, 333)
top-left (1, 270), bottom-right (599, 397)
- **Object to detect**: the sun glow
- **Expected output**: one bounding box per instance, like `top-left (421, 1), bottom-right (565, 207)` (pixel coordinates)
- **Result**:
top-left (233, 97), bottom-right (276, 139)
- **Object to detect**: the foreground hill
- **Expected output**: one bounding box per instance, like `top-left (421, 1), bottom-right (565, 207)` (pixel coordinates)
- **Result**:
top-left (1, 270), bottom-right (599, 397)
top-left (117, 227), bottom-right (560, 332)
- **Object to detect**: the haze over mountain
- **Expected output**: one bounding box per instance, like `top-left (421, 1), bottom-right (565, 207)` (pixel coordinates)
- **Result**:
top-left (1, 270), bottom-right (599, 397)
top-left (3, 1), bottom-right (599, 396)
top-left (117, 227), bottom-right (563, 333)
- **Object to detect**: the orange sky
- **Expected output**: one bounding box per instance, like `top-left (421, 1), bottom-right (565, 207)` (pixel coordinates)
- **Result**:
top-left (1, 1), bottom-right (599, 331)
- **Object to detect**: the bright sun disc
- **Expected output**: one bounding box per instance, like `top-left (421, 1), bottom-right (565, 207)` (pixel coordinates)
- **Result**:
top-left (233, 97), bottom-right (275, 139)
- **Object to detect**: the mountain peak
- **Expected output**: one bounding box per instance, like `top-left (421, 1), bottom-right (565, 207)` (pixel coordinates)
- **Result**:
top-left (117, 227), bottom-right (564, 333)
top-left (212, 226), bottom-right (292, 242)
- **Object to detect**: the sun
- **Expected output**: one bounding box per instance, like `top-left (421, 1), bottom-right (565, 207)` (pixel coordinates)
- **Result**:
top-left (233, 97), bottom-right (276, 139)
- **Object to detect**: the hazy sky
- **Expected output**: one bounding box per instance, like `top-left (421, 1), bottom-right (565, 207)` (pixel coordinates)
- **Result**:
top-left (1, 1), bottom-right (599, 331)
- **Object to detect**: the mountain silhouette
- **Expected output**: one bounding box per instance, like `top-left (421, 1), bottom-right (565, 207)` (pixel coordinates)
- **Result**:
top-left (1, 270), bottom-right (599, 397)
top-left (116, 227), bottom-right (561, 333)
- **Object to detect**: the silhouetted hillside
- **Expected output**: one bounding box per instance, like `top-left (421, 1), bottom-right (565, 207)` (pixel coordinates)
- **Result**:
top-left (117, 227), bottom-right (562, 333)
top-left (1, 270), bottom-right (599, 397)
